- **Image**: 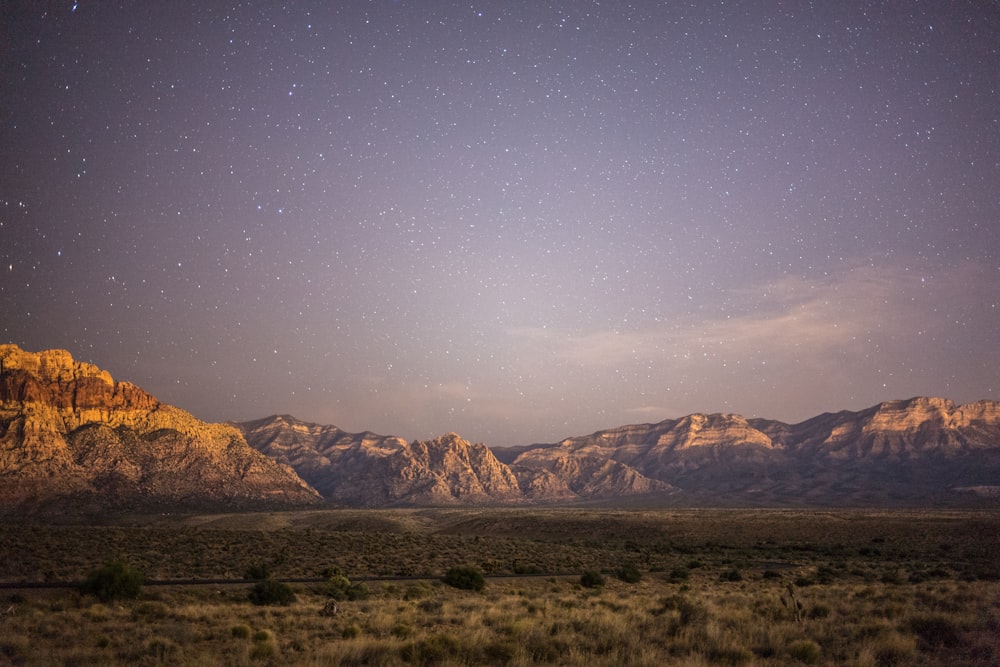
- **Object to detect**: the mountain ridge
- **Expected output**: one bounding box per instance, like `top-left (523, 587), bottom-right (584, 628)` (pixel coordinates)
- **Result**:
top-left (2, 345), bottom-right (998, 511)
top-left (239, 396), bottom-right (1000, 507)
top-left (0, 344), bottom-right (321, 514)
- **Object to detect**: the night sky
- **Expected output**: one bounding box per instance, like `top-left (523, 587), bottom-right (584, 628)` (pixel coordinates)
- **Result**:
top-left (2, 2), bottom-right (998, 446)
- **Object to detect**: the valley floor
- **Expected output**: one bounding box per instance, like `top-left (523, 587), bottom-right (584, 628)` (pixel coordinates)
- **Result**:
top-left (1, 508), bottom-right (998, 665)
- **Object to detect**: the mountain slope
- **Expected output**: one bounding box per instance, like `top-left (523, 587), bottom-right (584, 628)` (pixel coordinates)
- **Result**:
top-left (236, 415), bottom-right (526, 506)
top-left (240, 397), bottom-right (1000, 507)
top-left (0, 345), bottom-right (321, 513)
top-left (504, 397), bottom-right (1000, 505)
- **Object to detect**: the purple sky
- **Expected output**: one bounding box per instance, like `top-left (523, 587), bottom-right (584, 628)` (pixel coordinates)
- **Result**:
top-left (2, 2), bottom-right (998, 446)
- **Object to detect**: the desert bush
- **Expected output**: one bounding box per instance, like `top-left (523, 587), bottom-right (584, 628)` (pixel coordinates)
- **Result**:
top-left (579, 570), bottom-right (605, 588)
top-left (909, 613), bottom-right (962, 648)
top-left (322, 570), bottom-right (372, 600)
top-left (512, 560), bottom-right (542, 574)
top-left (401, 633), bottom-right (461, 663)
top-left (616, 563), bottom-right (642, 583)
top-left (788, 638), bottom-right (821, 663)
top-left (248, 579), bottom-right (297, 606)
top-left (865, 632), bottom-right (917, 666)
top-left (443, 565), bottom-right (485, 591)
top-left (720, 567), bottom-right (743, 582)
top-left (667, 566), bottom-right (690, 582)
top-left (249, 641), bottom-right (276, 660)
top-left (243, 562), bottom-right (271, 580)
top-left (79, 559), bottom-right (143, 602)
top-left (145, 636), bottom-right (179, 661)
top-left (807, 603), bottom-right (831, 619)
top-left (709, 645), bottom-right (755, 664)
top-left (231, 624), bottom-right (252, 639)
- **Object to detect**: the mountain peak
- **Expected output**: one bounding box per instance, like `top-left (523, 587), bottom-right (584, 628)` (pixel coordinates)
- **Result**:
top-left (0, 345), bottom-right (320, 513)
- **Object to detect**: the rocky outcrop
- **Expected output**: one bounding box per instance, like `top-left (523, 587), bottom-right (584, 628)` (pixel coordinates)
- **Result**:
top-left (0, 345), bottom-right (321, 513)
top-left (6, 343), bottom-right (995, 509)
top-left (237, 416), bottom-right (529, 506)
top-left (502, 398), bottom-right (1000, 505)
top-left (241, 397), bottom-right (1000, 507)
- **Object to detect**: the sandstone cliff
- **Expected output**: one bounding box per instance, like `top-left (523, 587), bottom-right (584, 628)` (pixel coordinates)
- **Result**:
top-left (238, 416), bottom-right (529, 506)
top-left (0, 345), bottom-right (321, 513)
top-left (241, 396), bottom-right (1000, 507)
top-left (501, 397), bottom-right (1000, 505)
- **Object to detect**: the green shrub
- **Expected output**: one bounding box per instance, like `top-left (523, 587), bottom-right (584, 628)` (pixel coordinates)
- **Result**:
top-left (443, 565), bottom-right (485, 591)
top-left (248, 579), bottom-right (296, 606)
top-left (322, 571), bottom-right (372, 600)
top-left (720, 567), bottom-right (743, 582)
top-left (668, 566), bottom-right (690, 582)
top-left (788, 639), bottom-right (821, 664)
top-left (231, 625), bottom-right (252, 639)
top-left (580, 570), bottom-right (605, 588)
top-left (79, 559), bottom-right (144, 602)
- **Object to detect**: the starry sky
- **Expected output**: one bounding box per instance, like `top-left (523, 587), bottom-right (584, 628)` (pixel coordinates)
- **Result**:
top-left (2, 2), bottom-right (998, 447)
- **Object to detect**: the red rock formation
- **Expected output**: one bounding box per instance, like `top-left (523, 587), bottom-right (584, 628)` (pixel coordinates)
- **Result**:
top-left (0, 345), bottom-right (320, 513)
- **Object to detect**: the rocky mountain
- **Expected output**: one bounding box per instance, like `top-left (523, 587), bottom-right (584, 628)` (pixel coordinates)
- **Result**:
top-left (497, 397), bottom-right (1000, 505)
top-left (0, 345), bottom-right (321, 514)
top-left (236, 415), bottom-right (524, 506)
top-left (4, 344), bottom-right (997, 510)
top-left (242, 397), bottom-right (1000, 507)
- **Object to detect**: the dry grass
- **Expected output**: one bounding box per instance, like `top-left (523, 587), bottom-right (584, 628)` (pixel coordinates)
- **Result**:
top-left (0, 508), bottom-right (998, 665)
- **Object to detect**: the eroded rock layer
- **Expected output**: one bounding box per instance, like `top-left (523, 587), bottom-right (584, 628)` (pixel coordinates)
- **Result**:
top-left (0, 345), bottom-right (321, 513)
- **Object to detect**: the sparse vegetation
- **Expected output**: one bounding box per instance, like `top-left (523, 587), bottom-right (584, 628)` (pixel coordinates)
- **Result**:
top-left (248, 578), bottom-right (297, 606)
top-left (616, 562), bottom-right (642, 583)
top-left (0, 508), bottom-right (997, 665)
top-left (580, 569), bottom-right (606, 587)
top-left (79, 559), bottom-right (144, 602)
top-left (443, 564), bottom-right (485, 591)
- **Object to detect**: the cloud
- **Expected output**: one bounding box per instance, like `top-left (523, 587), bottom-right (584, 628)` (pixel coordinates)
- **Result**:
top-left (508, 260), bottom-right (995, 373)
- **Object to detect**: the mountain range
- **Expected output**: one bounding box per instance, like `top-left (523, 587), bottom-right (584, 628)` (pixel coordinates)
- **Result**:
top-left (2, 344), bottom-right (998, 512)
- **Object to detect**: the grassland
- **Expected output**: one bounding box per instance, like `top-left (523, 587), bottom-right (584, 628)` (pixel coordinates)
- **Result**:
top-left (1, 508), bottom-right (997, 665)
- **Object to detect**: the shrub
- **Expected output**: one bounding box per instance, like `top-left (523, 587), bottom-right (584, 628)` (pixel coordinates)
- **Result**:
top-left (869, 632), bottom-right (917, 666)
top-left (231, 625), bottom-right (252, 639)
top-left (580, 570), bottom-right (605, 588)
top-left (710, 646), bottom-right (754, 664)
top-left (762, 569), bottom-right (782, 580)
top-left (145, 637), bottom-right (179, 661)
top-left (401, 634), bottom-right (460, 663)
top-left (617, 563), bottom-right (642, 583)
top-left (807, 603), bottom-right (831, 619)
top-left (443, 565), bottom-right (485, 591)
top-left (322, 571), bottom-right (372, 600)
top-left (909, 613), bottom-right (962, 648)
top-left (667, 566), bottom-right (690, 582)
top-left (243, 562), bottom-right (271, 581)
top-left (79, 559), bottom-right (144, 602)
top-left (248, 579), bottom-right (296, 606)
top-left (720, 568), bottom-right (743, 582)
top-left (788, 639), bottom-right (821, 664)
